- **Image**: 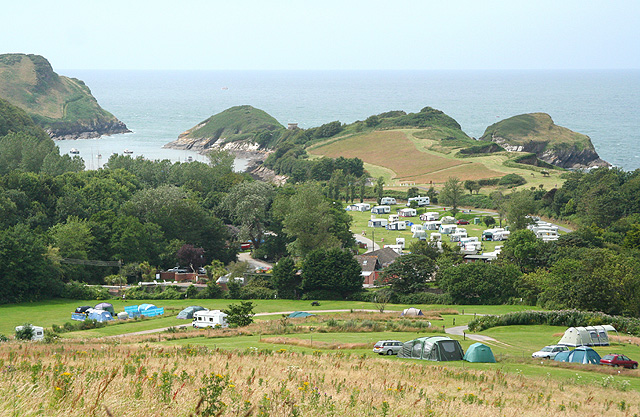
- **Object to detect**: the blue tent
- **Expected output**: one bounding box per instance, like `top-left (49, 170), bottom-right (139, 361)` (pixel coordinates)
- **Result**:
top-left (87, 309), bottom-right (114, 322)
top-left (288, 311), bottom-right (314, 318)
top-left (554, 346), bottom-right (601, 365)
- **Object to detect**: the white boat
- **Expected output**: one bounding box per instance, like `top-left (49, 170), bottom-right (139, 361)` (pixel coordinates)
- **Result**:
top-left (69, 148), bottom-right (79, 154)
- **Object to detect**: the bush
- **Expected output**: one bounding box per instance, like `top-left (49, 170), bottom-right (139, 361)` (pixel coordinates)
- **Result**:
top-left (15, 324), bottom-right (34, 340)
top-left (395, 292), bottom-right (452, 305)
top-left (0, 334), bottom-right (8, 342)
top-left (478, 178), bottom-right (500, 187)
top-left (61, 281), bottom-right (111, 300)
top-left (498, 173), bottom-right (526, 187)
top-left (239, 286), bottom-right (276, 300)
top-left (301, 290), bottom-right (344, 300)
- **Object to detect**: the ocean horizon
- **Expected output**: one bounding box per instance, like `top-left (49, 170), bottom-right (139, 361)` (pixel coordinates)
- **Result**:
top-left (55, 69), bottom-right (640, 171)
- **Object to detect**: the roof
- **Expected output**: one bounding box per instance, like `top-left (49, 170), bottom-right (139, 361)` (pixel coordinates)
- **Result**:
top-left (366, 247), bottom-right (401, 267)
top-left (355, 255), bottom-right (379, 272)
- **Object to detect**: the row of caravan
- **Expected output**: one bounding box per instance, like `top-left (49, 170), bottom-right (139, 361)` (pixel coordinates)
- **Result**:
top-left (527, 220), bottom-right (559, 241)
top-left (346, 196), bottom-right (431, 213)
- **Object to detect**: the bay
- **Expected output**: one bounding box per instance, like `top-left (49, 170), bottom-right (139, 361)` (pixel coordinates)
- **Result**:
top-left (56, 70), bottom-right (640, 171)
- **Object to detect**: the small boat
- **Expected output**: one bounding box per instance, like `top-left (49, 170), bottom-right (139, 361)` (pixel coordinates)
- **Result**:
top-left (123, 149), bottom-right (133, 154)
top-left (69, 148), bottom-right (79, 154)
top-left (187, 156), bottom-right (193, 162)
top-left (97, 154), bottom-right (102, 158)
top-left (222, 87), bottom-right (229, 90)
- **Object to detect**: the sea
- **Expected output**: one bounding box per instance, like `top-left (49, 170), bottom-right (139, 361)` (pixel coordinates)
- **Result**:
top-left (55, 70), bottom-right (640, 171)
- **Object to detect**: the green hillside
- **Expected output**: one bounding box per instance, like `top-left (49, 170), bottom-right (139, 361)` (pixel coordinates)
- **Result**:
top-left (0, 54), bottom-right (129, 139)
top-left (0, 97), bottom-right (49, 141)
top-left (173, 105), bottom-right (284, 146)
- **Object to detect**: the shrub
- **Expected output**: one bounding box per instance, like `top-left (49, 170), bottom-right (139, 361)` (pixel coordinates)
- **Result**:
top-left (15, 324), bottom-right (34, 340)
top-left (0, 334), bottom-right (8, 342)
top-left (498, 173), bottom-right (526, 187)
top-left (61, 281), bottom-right (111, 299)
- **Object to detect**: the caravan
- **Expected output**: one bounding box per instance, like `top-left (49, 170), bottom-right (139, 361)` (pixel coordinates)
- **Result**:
top-left (423, 221), bottom-right (441, 230)
top-left (371, 205), bottom-right (391, 214)
top-left (420, 212), bottom-right (440, 221)
top-left (349, 203), bottom-right (371, 212)
top-left (386, 221), bottom-right (407, 230)
top-left (15, 325), bottom-right (44, 341)
top-left (406, 196), bottom-right (430, 206)
top-left (398, 208), bottom-right (417, 217)
top-left (368, 218), bottom-right (389, 228)
top-left (380, 197), bottom-right (396, 205)
top-left (439, 224), bottom-right (458, 235)
top-left (193, 310), bottom-right (228, 328)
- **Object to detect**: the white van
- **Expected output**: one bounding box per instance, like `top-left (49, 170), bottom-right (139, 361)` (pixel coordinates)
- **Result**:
top-left (380, 197), bottom-right (396, 205)
top-left (193, 310), bottom-right (228, 328)
top-left (15, 325), bottom-right (44, 341)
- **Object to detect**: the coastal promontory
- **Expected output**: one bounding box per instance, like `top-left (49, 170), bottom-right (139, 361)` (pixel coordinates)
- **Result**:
top-left (479, 113), bottom-right (609, 169)
top-left (0, 53), bottom-right (129, 140)
top-left (165, 105), bottom-right (284, 154)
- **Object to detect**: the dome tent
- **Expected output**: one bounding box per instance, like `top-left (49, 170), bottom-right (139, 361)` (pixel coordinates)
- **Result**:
top-left (288, 311), bottom-right (314, 318)
top-left (463, 342), bottom-right (496, 363)
top-left (554, 346), bottom-right (601, 365)
top-left (86, 309), bottom-right (114, 322)
top-left (401, 307), bottom-right (424, 317)
top-left (398, 336), bottom-right (464, 361)
top-left (94, 302), bottom-right (115, 316)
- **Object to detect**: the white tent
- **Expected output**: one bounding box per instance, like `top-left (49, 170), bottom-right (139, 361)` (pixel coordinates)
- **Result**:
top-left (557, 325), bottom-right (617, 347)
top-left (401, 307), bottom-right (424, 317)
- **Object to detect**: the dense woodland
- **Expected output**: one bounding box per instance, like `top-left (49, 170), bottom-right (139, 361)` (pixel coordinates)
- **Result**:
top-left (2, 98), bottom-right (640, 320)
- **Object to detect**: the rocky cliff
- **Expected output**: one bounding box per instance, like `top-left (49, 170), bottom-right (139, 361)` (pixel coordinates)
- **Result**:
top-left (480, 113), bottom-right (609, 169)
top-left (0, 54), bottom-right (129, 140)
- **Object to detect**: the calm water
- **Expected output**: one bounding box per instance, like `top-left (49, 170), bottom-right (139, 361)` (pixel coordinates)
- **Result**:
top-left (56, 70), bottom-right (640, 170)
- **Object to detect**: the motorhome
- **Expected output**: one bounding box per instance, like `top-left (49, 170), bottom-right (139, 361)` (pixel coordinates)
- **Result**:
top-left (406, 196), bottom-right (430, 206)
top-left (371, 205), bottom-right (391, 214)
top-left (380, 197), bottom-right (396, 205)
top-left (192, 310), bottom-right (228, 328)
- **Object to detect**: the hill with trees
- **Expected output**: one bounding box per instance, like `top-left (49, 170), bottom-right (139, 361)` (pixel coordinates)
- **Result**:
top-left (0, 53), bottom-right (129, 139)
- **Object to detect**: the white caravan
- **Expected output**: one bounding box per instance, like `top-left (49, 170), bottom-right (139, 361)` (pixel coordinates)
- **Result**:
top-left (193, 310), bottom-right (228, 328)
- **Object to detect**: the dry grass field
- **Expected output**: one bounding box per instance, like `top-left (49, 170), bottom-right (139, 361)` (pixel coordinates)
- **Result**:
top-left (309, 129), bottom-right (556, 188)
top-left (2, 339), bottom-right (639, 417)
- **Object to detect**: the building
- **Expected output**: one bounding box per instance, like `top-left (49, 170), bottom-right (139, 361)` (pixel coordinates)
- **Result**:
top-left (354, 247), bottom-right (402, 286)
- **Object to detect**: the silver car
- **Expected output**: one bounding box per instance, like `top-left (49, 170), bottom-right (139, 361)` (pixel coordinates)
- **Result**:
top-left (532, 345), bottom-right (569, 359)
top-left (373, 340), bottom-right (403, 355)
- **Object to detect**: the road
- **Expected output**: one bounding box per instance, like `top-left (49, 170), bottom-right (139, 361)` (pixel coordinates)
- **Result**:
top-left (238, 251), bottom-right (273, 269)
top-left (445, 325), bottom-right (511, 348)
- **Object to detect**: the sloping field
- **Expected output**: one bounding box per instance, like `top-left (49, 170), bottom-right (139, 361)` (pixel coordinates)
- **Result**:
top-left (311, 130), bottom-right (504, 184)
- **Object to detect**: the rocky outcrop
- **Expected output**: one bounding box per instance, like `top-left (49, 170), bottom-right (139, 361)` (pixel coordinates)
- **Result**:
top-left (0, 54), bottom-right (129, 140)
top-left (248, 163), bottom-right (288, 186)
top-left (480, 113), bottom-right (609, 169)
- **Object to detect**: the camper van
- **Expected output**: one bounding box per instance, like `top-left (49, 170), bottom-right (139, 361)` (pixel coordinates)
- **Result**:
top-left (371, 205), bottom-right (391, 214)
top-left (15, 325), bottom-right (44, 341)
top-left (380, 197), bottom-right (396, 205)
top-left (420, 212), bottom-right (439, 221)
top-left (398, 208), bottom-right (417, 217)
top-left (406, 196), bottom-right (430, 206)
top-left (193, 310), bottom-right (228, 328)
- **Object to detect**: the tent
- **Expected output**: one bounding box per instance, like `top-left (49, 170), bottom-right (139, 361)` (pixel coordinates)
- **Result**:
top-left (177, 306), bottom-right (208, 319)
top-left (557, 325), bottom-right (617, 347)
top-left (94, 302), bottom-right (115, 316)
top-left (288, 311), bottom-right (314, 318)
top-left (75, 305), bottom-right (92, 314)
top-left (401, 307), bottom-right (424, 317)
top-left (398, 336), bottom-right (464, 361)
top-left (463, 343), bottom-right (496, 363)
top-left (86, 309), bottom-right (114, 322)
top-left (554, 347), bottom-right (601, 365)
top-left (138, 304), bottom-right (157, 313)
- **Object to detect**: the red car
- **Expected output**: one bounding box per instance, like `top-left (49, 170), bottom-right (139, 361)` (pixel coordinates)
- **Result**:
top-left (456, 219), bottom-right (470, 225)
top-left (600, 354), bottom-right (638, 369)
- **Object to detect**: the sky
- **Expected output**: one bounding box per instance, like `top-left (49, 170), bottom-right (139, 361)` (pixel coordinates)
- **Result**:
top-left (3, 0), bottom-right (639, 71)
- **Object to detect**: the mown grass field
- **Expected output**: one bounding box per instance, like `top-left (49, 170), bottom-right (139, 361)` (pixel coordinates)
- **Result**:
top-left (309, 128), bottom-right (566, 190)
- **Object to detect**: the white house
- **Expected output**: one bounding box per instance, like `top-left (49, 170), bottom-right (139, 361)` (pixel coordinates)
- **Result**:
top-left (371, 205), bottom-right (391, 214)
top-left (192, 310), bottom-right (228, 328)
top-left (380, 197), bottom-right (396, 205)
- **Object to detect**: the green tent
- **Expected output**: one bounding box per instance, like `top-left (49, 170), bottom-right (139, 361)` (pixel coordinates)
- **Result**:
top-left (463, 342), bottom-right (496, 363)
top-left (398, 336), bottom-right (464, 361)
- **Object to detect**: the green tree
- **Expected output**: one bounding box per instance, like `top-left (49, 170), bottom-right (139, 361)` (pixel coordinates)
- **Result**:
top-left (381, 254), bottom-right (436, 294)
top-left (407, 187), bottom-right (419, 199)
top-left (438, 262), bottom-right (521, 304)
top-left (504, 190), bottom-right (537, 230)
top-left (271, 257), bottom-right (301, 299)
top-left (483, 216), bottom-right (496, 227)
top-left (464, 180), bottom-right (477, 194)
top-left (223, 181), bottom-right (274, 249)
top-left (439, 177), bottom-right (464, 215)
top-left (223, 301), bottom-right (255, 327)
top-left (375, 177), bottom-right (384, 205)
top-left (15, 324), bottom-right (34, 341)
top-left (301, 247), bottom-right (362, 298)
top-left (498, 229), bottom-right (550, 273)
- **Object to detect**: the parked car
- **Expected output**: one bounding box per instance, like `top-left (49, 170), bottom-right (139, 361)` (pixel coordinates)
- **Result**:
top-left (531, 345), bottom-right (569, 359)
top-left (373, 340), bottom-right (403, 355)
top-left (456, 219), bottom-right (470, 225)
top-left (600, 354), bottom-right (638, 369)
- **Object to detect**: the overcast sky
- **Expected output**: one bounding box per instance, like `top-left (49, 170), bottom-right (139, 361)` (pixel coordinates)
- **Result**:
top-left (4, 0), bottom-right (639, 71)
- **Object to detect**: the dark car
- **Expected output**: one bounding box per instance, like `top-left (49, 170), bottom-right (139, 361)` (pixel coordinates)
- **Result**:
top-left (456, 219), bottom-right (470, 225)
top-left (600, 354), bottom-right (638, 369)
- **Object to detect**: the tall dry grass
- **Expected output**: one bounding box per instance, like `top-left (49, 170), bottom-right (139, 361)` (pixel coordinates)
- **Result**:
top-left (0, 340), bottom-right (638, 417)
